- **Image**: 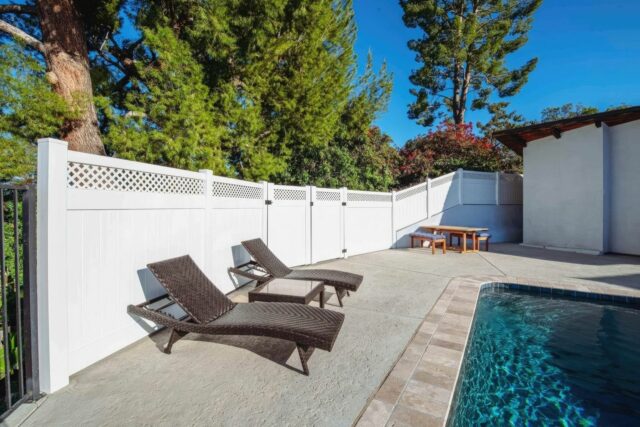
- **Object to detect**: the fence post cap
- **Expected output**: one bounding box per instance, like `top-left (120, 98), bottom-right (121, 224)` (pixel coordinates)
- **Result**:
top-left (37, 138), bottom-right (68, 147)
top-left (198, 169), bottom-right (213, 175)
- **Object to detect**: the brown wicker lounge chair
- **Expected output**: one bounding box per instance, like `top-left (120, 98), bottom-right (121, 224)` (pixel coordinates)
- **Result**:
top-left (128, 255), bottom-right (344, 375)
top-left (234, 238), bottom-right (363, 307)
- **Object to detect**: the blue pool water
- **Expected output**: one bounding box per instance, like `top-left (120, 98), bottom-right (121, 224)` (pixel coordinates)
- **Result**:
top-left (448, 287), bottom-right (640, 426)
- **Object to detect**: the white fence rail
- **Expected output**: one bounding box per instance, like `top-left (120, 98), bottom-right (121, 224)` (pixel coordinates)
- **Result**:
top-left (36, 138), bottom-right (522, 393)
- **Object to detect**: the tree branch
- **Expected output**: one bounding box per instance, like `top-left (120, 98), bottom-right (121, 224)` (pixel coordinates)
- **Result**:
top-left (0, 4), bottom-right (37, 15)
top-left (0, 19), bottom-right (44, 52)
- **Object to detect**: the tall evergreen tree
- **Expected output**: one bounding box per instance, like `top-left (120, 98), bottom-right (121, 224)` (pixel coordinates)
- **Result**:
top-left (400, 0), bottom-right (541, 126)
top-left (101, 26), bottom-right (229, 174)
top-left (99, 0), bottom-right (395, 185)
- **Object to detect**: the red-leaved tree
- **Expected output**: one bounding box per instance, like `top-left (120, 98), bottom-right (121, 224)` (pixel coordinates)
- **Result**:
top-left (397, 122), bottom-right (520, 187)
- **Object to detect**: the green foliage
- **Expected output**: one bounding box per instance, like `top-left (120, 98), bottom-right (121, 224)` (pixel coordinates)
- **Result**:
top-left (102, 27), bottom-right (229, 174)
top-left (398, 122), bottom-right (521, 186)
top-left (306, 55), bottom-right (398, 190)
top-left (476, 102), bottom-right (527, 136)
top-left (400, 0), bottom-right (541, 126)
top-left (95, 0), bottom-right (396, 188)
top-left (538, 103), bottom-right (599, 122)
top-left (0, 43), bottom-right (70, 182)
top-left (1, 196), bottom-right (24, 383)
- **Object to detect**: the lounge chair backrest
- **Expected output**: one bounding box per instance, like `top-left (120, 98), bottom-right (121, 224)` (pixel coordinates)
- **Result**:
top-left (241, 238), bottom-right (292, 278)
top-left (147, 255), bottom-right (235, 324)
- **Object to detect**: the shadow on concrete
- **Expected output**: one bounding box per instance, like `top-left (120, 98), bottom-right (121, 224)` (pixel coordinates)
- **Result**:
top-left (147, 329), bottom-right (306, 375)
top-left (575, 273), bottom-right (640, 289)
top-left (488, 244), bottom-right (640, 267)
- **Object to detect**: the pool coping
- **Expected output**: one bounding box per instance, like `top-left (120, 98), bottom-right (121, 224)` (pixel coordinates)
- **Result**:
top-left (354, 276), bottom-right (640, 427)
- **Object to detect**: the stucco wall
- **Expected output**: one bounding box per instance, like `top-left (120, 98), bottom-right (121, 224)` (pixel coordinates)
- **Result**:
top-left (523, 124), bottom-right (607, 253)
top-left (609, 120), bottom-right (640, 255)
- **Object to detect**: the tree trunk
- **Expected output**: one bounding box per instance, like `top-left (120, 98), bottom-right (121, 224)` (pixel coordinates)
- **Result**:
top-left (37, 0), bottom-right (105, 154)
top-left (458, 63), bottom-right (472, 124)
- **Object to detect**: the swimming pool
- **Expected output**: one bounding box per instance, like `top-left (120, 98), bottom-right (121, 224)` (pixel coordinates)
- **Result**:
top-left (448, 287), bottom-right (640, 426)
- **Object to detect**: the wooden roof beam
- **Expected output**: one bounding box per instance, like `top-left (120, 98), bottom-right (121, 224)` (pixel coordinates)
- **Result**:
top-left (552, 127), bottom-right (562, 139)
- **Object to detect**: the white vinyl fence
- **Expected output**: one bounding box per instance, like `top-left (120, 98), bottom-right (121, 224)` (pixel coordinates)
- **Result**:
top-left (36, 139), bottom-right (522, 393)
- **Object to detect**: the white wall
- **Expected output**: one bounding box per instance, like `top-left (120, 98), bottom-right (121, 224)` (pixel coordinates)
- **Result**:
top-left (523, 124), bottom-right (608, 254)
top-left (609, 120), bottom-right (640, 255)
top-left (522, 120), bottom-right (640, 256)
top-left (37, 139), bottom-right (523, 393)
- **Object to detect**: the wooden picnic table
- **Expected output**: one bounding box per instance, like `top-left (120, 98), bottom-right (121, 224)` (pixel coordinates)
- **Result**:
top-left (420, 225), bottom-right (489, 253)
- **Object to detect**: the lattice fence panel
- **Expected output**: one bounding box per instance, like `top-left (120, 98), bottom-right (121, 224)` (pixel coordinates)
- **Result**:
top-left (67, 162), bottom-right (204, 195)
top-left (274, 187), bottom-right (307, 201)
top-left (212, 180), bottom-right (263, 199)
top-left (316, 190), bottom-right (341, 202)
top-left (395, 184), bottom-right (426, 201)
top-left (347, 192), bottom-right (392, 203)
top-left (499, 174), bottom-right (523, 205)
top-left (431, 174), bottom-right (456, 187)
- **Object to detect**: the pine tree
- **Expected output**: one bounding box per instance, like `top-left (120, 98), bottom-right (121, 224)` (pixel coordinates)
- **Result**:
top-left (102, 26), bottom-right (229, 174)
top-left (400, 0), bottom-right (541, 126)
top-left (100, 0), bottom-right (396, 186)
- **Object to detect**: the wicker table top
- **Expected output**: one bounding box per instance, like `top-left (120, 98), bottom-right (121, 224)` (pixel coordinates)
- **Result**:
top-left (249, 278), bottom-right (325, 307)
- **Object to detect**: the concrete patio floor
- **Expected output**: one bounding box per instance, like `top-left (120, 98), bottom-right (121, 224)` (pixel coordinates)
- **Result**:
top-left (14, 244), bottom-right (640, 426)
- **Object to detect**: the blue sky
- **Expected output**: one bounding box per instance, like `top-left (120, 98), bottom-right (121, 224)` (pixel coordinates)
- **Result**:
top-left (353, 0), bottom-right (640, 146)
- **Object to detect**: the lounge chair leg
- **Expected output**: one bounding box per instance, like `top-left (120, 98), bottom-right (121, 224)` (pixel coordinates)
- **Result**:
top-left (335, 288), bottom-right (345, 307)
top-left (164, 328), bottom-right (188, 354)
top-left (296, 344), bottom-right (315, 376)
top-left (486, 239), bottom-right (489, 252)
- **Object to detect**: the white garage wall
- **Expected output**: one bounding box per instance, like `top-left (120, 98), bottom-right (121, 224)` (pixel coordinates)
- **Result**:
top-left (36, 139), bottom-right (523, 393)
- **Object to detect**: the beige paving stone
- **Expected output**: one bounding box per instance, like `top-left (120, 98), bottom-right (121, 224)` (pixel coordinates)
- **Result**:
top-left (356, 399), bottom-right (394, 427)
top-left (420, 321), bottom-right (438, 334)
top-left (411, 330), bottom-right (432, 347)
top-left (374, 374), bottom-right (407, 406)
top-left (390, 357), bottom-right (419, 383)
top-left (428, 337), bottom-right (464, 352)
top-left (401, 340), bottom-right (428, 363)
top-left (422, 345), bottom-right (462, 369)
top-left (399, 380), bottom-right (450, 418)
top-left (436, 322), bottom-right (469, 336)
top-left (432, 330), bottom-right (467, 345)
top-left (425, 313), bottom-right (442, 323)
top-left (387, 404), bottom-right (444, 427)
top-left (445, 303), bottom-right (475, 317)
top-left (415, 359), bottom-right (457, 381)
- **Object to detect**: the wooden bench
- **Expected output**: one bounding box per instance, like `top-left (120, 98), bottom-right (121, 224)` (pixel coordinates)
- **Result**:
top-left (410, 231), bottom-right (447, 254)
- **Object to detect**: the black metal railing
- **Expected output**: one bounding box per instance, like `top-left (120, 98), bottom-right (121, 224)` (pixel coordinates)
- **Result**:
top-left (0, 185), bottom-right (39, 419)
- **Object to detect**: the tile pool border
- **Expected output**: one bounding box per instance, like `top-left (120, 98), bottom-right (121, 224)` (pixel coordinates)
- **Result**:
top-left (355, 276), bottom-right (640, 427)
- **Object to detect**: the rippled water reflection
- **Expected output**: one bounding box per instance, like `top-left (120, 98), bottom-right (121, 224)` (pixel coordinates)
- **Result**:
top-left (448, 288), bottom-right (640, 426)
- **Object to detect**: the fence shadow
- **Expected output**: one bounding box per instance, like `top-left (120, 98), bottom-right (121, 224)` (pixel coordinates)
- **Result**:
top-left (127, 268), bottom-right (174, 334)
top-left (489, 244), bottom-right (640, 267)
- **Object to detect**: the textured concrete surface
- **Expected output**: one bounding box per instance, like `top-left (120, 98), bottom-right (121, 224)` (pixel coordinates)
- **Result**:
top-left (16, 244), bottom-right (640, 426)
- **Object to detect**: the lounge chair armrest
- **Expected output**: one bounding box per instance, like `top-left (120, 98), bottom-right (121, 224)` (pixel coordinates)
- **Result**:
top-left (127, 304), bottom-right (191, 329)
top-left (228, 266), bottom-right (270, 283)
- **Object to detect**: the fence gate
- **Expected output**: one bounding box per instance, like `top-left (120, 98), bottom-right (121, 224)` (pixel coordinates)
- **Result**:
top-left (266, 184), bottom-right (311, 267)
top-left (0, 185), bottom-right (40, 420)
